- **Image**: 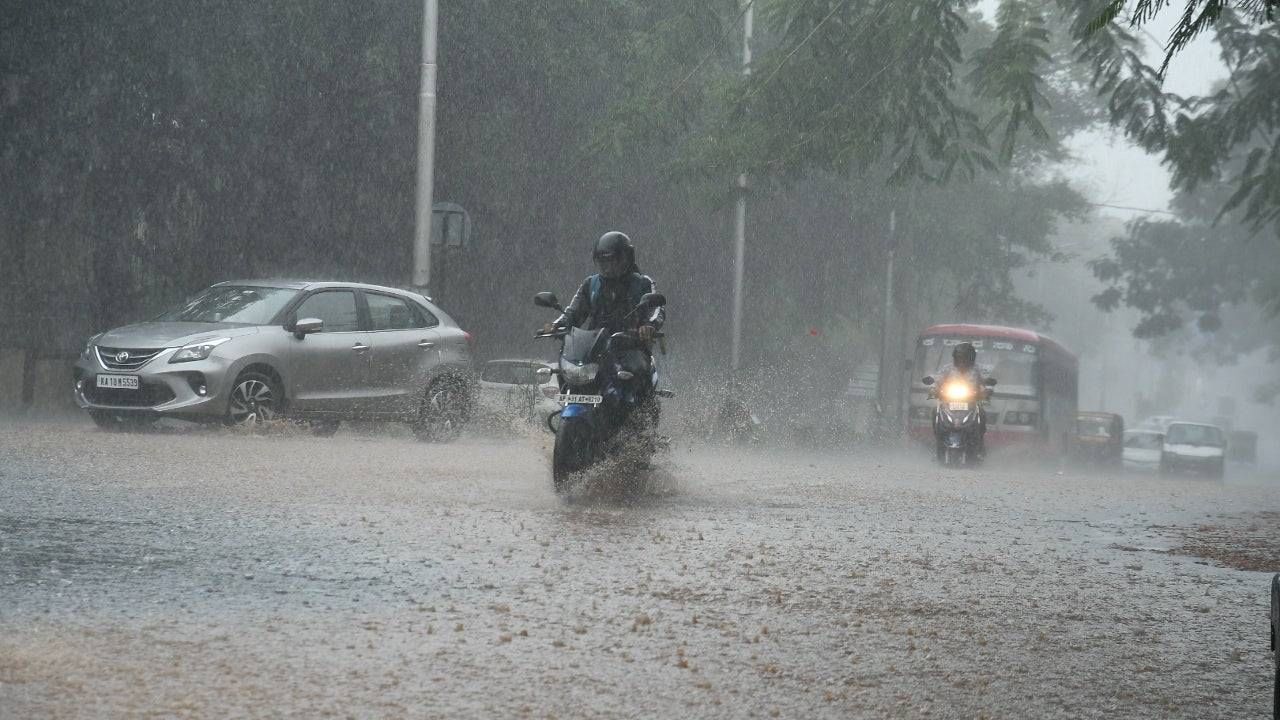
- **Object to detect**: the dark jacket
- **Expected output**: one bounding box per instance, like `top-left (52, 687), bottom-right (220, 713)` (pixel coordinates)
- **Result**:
top-left (555, 271), bottom-right (665, 335)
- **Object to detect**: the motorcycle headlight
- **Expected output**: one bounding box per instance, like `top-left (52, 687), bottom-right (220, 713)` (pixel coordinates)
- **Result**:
top-left (169, 337), bottom-right (231, 364)
top-left (561, 362), bottom-right (599, 386)
top-left (942, 382), bottom-right (974, 402)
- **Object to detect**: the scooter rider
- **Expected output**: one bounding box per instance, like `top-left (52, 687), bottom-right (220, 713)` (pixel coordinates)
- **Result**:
top-left (936, 342), bottom-right (990, 458)
top-left (545, 231), bottom-right (665, 340)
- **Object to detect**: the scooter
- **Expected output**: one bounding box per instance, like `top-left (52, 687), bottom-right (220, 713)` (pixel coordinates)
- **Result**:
top-left (533, 291), bottom-right (670, 493)
top-left (922, 374), bottom-right (997, 467)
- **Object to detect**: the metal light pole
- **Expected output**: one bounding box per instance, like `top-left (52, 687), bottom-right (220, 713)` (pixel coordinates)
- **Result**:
top-left (730, 0), bottom-right (753, 370)
top-left (877, 209), bottom-right (896, 417)
top-left (411, 0), bottom-right (439, 290)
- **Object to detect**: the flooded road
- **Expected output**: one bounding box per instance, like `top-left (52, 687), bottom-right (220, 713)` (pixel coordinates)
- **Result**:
top-left (1, 418), bottom-right (1275, 718)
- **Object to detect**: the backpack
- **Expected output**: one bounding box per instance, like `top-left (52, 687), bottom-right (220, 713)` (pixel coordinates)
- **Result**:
top-left (588, 272), bottom-right (648, 310)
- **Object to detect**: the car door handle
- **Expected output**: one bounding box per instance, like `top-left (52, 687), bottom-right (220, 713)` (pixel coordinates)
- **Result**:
top-left (417, 340), bottom-right (436, 349)
top-left (352, 343), bottom-right (369, 353)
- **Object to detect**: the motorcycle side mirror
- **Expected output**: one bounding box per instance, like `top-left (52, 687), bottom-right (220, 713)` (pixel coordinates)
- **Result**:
top-left (533, 292), bottom-right (562, 311)
top-left (984, 378), bottom-right (997, 387)
top-left (638, 292), bottom-right (666, 309)
top-left (921, 376), bottom-right (935, 386)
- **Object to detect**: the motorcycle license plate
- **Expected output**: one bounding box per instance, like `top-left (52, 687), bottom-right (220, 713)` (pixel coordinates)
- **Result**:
top-left (947, 402), bottom-right (970, 411)
top-left (557, 394), bottom-right (602, 405)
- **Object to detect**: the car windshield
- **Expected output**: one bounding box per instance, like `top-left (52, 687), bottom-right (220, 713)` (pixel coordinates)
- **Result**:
top-left (1165, 424), bottom-right (1224, 447)
top-left (157, 286), bottom-right (300, 325)
top-left (1077, 417), bottom-right (1113, 438)
top-left (1123, 432), bottom-right (1162, 450)
top-left (916, 338), bottom-right (1038, 397)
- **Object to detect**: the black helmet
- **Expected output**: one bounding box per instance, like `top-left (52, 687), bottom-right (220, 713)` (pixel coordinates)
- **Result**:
top-left (593, 231), bottom-right (635, 280)
top-left (952, 342), bottom-right (977, 368)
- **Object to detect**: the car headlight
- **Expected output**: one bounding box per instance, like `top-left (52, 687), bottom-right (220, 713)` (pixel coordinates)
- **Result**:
top-left (169, 337), bottom-right (231, 363)
top-left (81, 333), bottom-right (102, 358)
top-left (561, 362), bottom-right (599, 386)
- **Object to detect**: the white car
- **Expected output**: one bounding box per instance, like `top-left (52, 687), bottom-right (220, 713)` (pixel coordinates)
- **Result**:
top-left (1161, 422), bottom-right (1227, 479)
top-left (1122, 429), bottom-right (1164, 472)
top-left (476, 359), bottom-right (559, 428)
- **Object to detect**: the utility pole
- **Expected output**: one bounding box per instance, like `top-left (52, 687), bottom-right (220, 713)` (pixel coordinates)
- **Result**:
top-left (411, 0), bottom-right (439, 290)
top-left (730, 0), bottom-right (753, 371)
top-left (877, 209), bottom-right (896, 418)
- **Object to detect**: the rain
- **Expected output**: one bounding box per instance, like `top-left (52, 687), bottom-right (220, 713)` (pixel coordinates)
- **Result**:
top-left (1, 1), bottom-right (1278, 717)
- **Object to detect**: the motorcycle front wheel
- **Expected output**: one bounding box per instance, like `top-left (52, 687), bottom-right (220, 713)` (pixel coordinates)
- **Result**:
top-left (552, 417), bottom-right (593, 493)
top-left (942, 446), bottom-right (963, 467)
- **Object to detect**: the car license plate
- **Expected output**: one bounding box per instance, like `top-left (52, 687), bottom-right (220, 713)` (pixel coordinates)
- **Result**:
top-left (97, 374), bottom-right (139, 390)
top-left (557, 394), bottom-right (602, 405)
top-left (947, 402), bottom-right (969, 411)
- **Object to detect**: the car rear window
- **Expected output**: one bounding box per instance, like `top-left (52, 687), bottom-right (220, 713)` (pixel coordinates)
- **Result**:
top-left (366, 292), bottom-right (429, 331)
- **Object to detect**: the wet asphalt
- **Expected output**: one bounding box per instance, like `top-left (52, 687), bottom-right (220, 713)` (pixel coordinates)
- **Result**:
top-left (0, 417), bottom-right (1276, 719)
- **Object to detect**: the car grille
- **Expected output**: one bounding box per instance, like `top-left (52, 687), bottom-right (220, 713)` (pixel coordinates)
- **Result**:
top-left (82, 379), bottom-right (176, 408)
top-left (96, 346), bottom-right (165, 371)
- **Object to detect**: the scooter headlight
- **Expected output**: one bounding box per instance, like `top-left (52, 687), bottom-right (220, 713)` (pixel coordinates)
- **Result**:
top-left (942, 382), bottom-right (974, 402)
top-left (561, 362), bottom-right (598, 387)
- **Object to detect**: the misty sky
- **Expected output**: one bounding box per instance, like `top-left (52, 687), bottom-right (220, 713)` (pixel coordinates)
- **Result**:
top-left (973, 2), bottom-right (1229, 219)
top-left (1063, 13), bottom-right (1228, 219)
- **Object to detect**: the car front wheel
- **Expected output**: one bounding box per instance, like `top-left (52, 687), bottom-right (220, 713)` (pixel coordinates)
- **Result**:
top-left (225, 371), bottom-right (281, 427)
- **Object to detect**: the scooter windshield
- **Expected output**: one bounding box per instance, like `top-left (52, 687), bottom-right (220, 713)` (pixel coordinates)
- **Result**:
top-left (561, 327), bottom-right (605, 365)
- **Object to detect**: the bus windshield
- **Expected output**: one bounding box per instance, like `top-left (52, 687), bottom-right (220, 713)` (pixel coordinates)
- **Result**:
top-left (916, 338), bottom-right (1038, 397)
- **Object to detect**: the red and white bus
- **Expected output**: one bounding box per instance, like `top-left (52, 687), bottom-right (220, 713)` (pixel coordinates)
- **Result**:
top-left (907, 324), bottom-right (1078, 456)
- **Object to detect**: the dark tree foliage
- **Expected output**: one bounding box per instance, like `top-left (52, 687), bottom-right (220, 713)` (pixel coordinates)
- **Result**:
top-left (1085, 0), bottom-right (1279, 74)
top-left (1084, 5), bottom-right (1280, 376)
top-left (0, 0), bottom-right (1097, 372)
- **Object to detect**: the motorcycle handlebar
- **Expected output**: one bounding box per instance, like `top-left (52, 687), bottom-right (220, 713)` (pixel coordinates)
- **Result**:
top-left (534, 329), bottom-right (665, 339)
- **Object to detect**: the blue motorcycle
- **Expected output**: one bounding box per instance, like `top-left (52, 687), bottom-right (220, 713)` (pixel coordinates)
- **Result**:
top-left (533, 291), bottom-right (669, 493)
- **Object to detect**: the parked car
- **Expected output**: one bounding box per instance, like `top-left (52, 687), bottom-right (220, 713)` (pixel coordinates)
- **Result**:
top-left (1160, 421), bottom-right (1227, 479)
top-left (1122, 429), bottom-right (1164, 472)
top-left (476, 358), bottom-right (559, 428)
top-left (1075, 411), bottom-right (1124, 466)
top-left (74, 280), bottom-right (475, 440)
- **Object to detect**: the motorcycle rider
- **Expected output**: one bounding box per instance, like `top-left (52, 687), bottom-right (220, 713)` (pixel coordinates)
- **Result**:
top-left (544, 231), bottom-right (666, 431)
top-left (935, 342), bottom-right (990, 459)
top-left (546, 231), bottom-right (665, 341)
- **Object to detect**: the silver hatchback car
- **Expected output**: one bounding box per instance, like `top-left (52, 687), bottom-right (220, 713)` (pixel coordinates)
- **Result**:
top-left (73, 280), bottom-right (475, 439)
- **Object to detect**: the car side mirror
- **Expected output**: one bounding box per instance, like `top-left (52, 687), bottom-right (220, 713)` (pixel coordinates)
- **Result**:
top-left (984, 378), bottom-right (997, 387)
top-left (921, 376), bottom-right (935, 386)
top-left (293, 317), bottom-right (324, 339)
top-left (533, 292), bottom-right (562, 311)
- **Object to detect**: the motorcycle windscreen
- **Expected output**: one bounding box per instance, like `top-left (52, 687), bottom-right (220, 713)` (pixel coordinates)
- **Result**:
top-left (561, 327), bottom-right (606, 365)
